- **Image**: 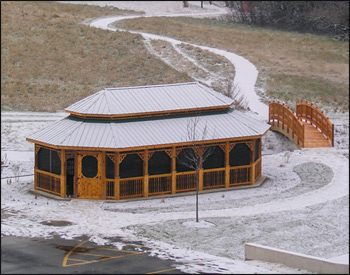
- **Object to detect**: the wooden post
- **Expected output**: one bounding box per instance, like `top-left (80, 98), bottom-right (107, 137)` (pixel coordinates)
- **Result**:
top-left (144, 149), bottom-right (149, 198)
top-left (171, 146), bottom-right (176, 194)
top-left (101, 151), bottom-right (106, 200)
top-left (198, 168), bottom-right (203, 191)
top-left (198, 146), bottom-right (203, 191)
top-left (115, 152), bottom-right (120, 200)
top-left (250, 140), bottom-right (255, 185)
top-left (302, 123), bottom-right (305, 147)
top-left (34, 166), bottom-right (37, 192)
top-left (60, 149), bottom-right (66, 198)
top-left (310, 104), bottom-right (313, 126)
top-left (74, 151), bottom-right (78, 198)
top-left (225, 141), bottom-right (230, 188)
top-left (34, 144), bottom-right (39, 190)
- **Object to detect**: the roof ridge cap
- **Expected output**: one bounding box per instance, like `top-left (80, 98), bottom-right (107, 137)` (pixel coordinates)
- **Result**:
top-left (103, 81), bottom-right (198, 91)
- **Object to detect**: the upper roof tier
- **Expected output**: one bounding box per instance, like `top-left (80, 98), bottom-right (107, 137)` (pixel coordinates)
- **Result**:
top-left (65, 82), bottom-right (234, 119)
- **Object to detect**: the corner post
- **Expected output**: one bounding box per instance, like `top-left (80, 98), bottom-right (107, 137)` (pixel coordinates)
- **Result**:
top-left (144, 149), bottom-right (149, 198)
top-left (225, 141), bottom-right (230, 188)
top-left (115, 152), bottom-right (120, 200)
top-left (171, 146), bottom-right (176, 194)
top-left (101, 151), bottom-right (106, 200)
top-left (74, 151), bottom-right (78, 198)
top-left (198, 145), bottom-right (203, 192)
top-left (250, 140), bottom-right (255, 185)
top-left (60, 149), bottom-right (66, 198)
top-left (34, 144), bottom-right (39, 191)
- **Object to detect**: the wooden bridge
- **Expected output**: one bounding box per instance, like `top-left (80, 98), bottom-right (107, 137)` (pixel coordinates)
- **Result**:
top-left (269, 101), bottom-right (334, 148)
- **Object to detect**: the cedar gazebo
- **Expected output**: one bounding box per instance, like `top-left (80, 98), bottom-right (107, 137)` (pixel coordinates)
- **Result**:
top-left (26, 82), bottom-right (270, 200)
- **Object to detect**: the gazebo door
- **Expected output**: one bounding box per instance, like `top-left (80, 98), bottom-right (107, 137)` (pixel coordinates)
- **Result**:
top-left (76, 152), bottom-right (102, 199)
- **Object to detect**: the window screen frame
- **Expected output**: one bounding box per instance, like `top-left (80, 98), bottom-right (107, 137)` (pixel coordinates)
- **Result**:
top-left (229, 143), bottom-right (252, 167)
top-left (106, 154), bottom-right (115, 179)
top-left (81, 155), bottom-right (98, 178)
top-left (119, 153), bottom-right (143, 179)
top-left (203, 145), bottom-right (225, 170)
top-left (37, 147), bottom-right (61, 175)
top-left (176, 148), bottom-right (197, 172)
top-left (148, 151), bottom-right (171, 175)
top-left (254, 138), bottom-right (261, 161)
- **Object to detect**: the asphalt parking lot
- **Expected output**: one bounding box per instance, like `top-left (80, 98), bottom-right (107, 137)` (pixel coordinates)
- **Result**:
top-left (1, 235), bottom-right (185, 274)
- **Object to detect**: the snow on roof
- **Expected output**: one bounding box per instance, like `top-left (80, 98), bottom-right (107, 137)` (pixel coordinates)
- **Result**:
top-left (27, 109), bottom-right (270, 149)
top-left (65, 82), bottom-right (234, 118)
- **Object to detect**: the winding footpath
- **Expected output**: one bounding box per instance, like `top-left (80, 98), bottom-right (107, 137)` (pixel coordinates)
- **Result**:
top-left (84, 5), bottom-right (348, 220)
top-left (87, 12), bottom-right (268, 119)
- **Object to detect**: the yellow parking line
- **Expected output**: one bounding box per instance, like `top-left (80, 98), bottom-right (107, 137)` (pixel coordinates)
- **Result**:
top-left (146, 267), bottom-right (178, 274)
top-left (66, 258), bottom-right (87, 262)
top-left (63, 240), bottom-right (145, 267)
top-left (71, 252), bottom-right (115, 257)
top-left (83, 246), bottom-right (146, 253)
top-left (63, 240), bottom-right (89, 267)
top-left (65, 252), bottom-right (146, 267)
top-left (70, 249), bottom-right (143, 258)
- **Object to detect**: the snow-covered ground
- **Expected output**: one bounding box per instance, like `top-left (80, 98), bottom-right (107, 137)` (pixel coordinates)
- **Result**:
top-left (1, 1), bottom-right (349, 274)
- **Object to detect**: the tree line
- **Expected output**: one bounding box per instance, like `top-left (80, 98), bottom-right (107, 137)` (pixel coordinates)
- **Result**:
top-left (224, 1), bottom-right (349, 40)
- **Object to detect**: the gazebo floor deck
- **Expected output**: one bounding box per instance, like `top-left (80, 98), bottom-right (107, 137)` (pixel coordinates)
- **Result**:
top-left (303, 123), bottom-right (332, 148)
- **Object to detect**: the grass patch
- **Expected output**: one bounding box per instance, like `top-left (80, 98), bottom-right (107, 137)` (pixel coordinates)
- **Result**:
top-left (178, 43), bottom-right (235, 76)
top-left (149, 40), bottom-right (208, 79)
top-left (2, 2), bottom-right (348, 113)
top-left (1, 2), bottom-right (192, 112)
top-left (146, 39), bottom-right (235, 94)
top-left (267, 74), bottom-right (349, 112)
top-left (115, 16), bottom-right (349, 112)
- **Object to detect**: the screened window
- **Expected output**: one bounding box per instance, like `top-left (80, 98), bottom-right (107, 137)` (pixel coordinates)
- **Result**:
top-left (37, 147), bottom-right (61, 175)
top-left (51, 151), bottom-right (61, 175)
top-left (229, 143), bottom-right (251, 167)
top-left (82, 155), bottom-right (98, 178)
top-left (38, 147), bottom-right (50, 172)
top-left (119, 154), bottom-right (143, 179)
top-left (149, 151), bottom-right (171, 175)
top-left (106, 155), bottom-right (115, 179)
top-left (176, 148), bottom-right (196, 172)
top-left (254, 139), bottom-right (261, 161)
top-left (203, 146), bottom-right (225, 169)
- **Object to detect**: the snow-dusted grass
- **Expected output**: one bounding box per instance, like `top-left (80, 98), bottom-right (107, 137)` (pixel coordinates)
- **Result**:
top-left (114, 11), bottom-right (349, 112)
top-left (1, 1), bottom-right (191, 112)
top-left (1, 110), bottom-right (348, 274)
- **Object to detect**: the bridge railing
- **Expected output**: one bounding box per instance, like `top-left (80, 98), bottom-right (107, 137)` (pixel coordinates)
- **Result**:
top-left (269, 101), bottom-right (304, 148)
top-left (296, 102), bottom-right (334, 146)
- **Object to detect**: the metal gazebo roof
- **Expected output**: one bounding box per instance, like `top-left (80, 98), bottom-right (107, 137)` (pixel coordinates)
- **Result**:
top-left (65, 82), bottom-right (234, 119)
top-left (27, 109), bottom-right (270, 150)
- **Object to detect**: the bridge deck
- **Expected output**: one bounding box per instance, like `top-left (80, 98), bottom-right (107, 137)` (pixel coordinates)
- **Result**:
top-left (303, 123), bottom-right (332, 148)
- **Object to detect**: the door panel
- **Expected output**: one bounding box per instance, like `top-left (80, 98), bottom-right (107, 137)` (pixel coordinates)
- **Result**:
top-left (76, 152), bottom-right (102, 199)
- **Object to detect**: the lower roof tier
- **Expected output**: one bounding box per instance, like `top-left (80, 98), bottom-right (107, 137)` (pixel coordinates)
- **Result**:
top-left (27, 108), bottom-right (270, 150)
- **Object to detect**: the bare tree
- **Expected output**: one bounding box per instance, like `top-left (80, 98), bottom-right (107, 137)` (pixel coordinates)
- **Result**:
top-left (183, 1), bottom-right (189, 8)
top-left (11, 164), bottom-right (21, 182)
top-left (223, 79), bottom-right (248, 110)
top-left (177, 116), bottom-right (216, 222)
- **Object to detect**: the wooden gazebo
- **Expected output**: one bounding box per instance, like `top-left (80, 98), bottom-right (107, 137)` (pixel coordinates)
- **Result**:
top-left (26, 82), bottom-right (270, 200)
